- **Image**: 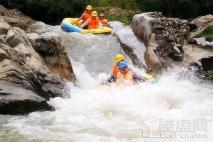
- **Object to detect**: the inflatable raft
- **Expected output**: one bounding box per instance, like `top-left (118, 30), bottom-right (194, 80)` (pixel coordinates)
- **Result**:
top-left (61, 18), bottom-right (112, 34)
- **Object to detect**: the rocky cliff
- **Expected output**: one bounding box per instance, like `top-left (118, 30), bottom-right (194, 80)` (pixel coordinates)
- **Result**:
top-left (0, 5), bottom-right (75, 114)
top-left (131, 12), bottom-right (213, 73)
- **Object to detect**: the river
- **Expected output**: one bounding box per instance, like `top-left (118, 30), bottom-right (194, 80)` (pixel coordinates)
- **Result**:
top-left (0, 31), bottom-right (213, 142)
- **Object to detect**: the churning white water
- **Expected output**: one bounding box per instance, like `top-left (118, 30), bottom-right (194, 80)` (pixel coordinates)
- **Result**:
top-left (0, 33), bottom-right (213, 142)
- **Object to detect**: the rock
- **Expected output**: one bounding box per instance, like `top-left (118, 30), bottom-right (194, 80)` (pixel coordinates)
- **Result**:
top-left (182, 43), bottom-right (213, 71)
top-left (190, 14), bottom-right (213, 33)
top-left (0, 82), bottom-right (53, 115)
top-left (5, 28), bottom-right (20, 47)
top-left (109, 21), bottom-right (127, 31)
top-left (187, 23), bottom-right (198, 31)
top-left (200, 57), bottom-right (213, 71)
top-left (206, 37), bottom-right (213, 42)
top-left (187, 36), bottom-right (198, 44)
top-left (0, 5), bottom-right (75, 114)
top-left (26, 21), bottom-right (52, 34)
top-left (195, 37), bottom-right (213, 50)
top-left (144, 34), bottom-right (163, 73)
top-left (109, 21), bottom-right (146, 69)
top-left (0, 42), bottom-right (64, 115)
top-left (131, 12), bottom-right (192, 73)
top-left (0, 20), bottom-right (10, 35)
top-left (28, 32), bottom-right (75, 81)
top-left (131, 12), bottom-right (157, 46)
top-left (0, 5), bottom-right (32, 29)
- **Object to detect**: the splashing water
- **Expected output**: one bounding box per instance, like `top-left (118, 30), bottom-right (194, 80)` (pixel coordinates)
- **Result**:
top-left (0, 32), bottom-right (213, 142)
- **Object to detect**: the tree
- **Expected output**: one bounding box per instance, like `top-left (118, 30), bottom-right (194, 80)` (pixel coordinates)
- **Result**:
top-left (0, 0), bottom-right (89, 24)
top-left (136, 0), bottom-right (213, 19)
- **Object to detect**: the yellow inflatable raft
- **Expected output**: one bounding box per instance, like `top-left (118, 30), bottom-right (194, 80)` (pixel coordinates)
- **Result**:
top-left (62, 18), bottom-right (112, 34)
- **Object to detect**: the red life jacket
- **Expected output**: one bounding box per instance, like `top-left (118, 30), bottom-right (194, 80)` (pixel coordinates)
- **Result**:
top-left (82, 12), bottom-right (92, 24)
top-left (88, 17), bottom-right (99, 29)
top-left (100, 19), bottom-right (108, 26)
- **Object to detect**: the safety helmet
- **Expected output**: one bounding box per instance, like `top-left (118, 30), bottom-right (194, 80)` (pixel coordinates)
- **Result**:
top-left (117, 61), bottom-right (128, 69)
top-left (86, 5), bottom-right (92, 10)
top-left (91, 11), bottom-right (98, 17)
top-left (114, 54), bottom-right (125, 63)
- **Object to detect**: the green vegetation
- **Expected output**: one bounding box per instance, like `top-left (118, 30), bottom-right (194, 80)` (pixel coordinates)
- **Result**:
top-left (95, 7), bottom-right (137, 25)
top-left (88, 0), bottom-right (140, 24)
top-left (203, 70), bottom-right (213, 80)
top-left (0, 0), bottom-right (212, 24)
top-left (0, 0), bottom-right (88, 24)
top-left (137, 0), bottom-right (213, 19)
top-left (195, 24), bottom-right (213, 38)
top-left (88, 0), bottom-right (139, 10)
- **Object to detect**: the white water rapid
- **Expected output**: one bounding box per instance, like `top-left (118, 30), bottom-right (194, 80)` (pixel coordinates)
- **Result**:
top-left (0, 31), bottom-right (213, 142)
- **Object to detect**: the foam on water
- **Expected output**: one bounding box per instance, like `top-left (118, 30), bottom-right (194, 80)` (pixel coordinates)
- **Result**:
top-left (0, 63), bottom-right (213, 142)
top-left (0, 29), bottom-right (212, 142)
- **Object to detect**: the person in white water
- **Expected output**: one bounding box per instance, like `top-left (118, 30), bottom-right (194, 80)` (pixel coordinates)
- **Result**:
top-left (107, 54), bottom-right (154, 84)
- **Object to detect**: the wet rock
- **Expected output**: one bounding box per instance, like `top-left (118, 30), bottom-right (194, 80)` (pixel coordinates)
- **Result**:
top-left (0, 5), bottom-right (32, 29)
top-left (0, 40), bottom-right (63, 114)
top-left (183, 43), bottom-right (213, 71)
top-left (28, 32), bottom-right (75, 81)
top-left (190, 14), bottom-right (213, 33)
top-left (187, 23), bottom-right (198, 32)
top-left (109, 21), bottom-right (146, 69)
top-left (144, 34), bottom-right (163, 73)
top-left (5, 28), bottom-right (20, 47)
top-left (0, 5), bottom-right (75, 115)
top-left (131, 12), bottom-right (203, 73)
top-left (0, 82), bottom-right (54, 115)
top-left (195, 37), bottom-right (213, 50)
top-left (0, 20), bottom-right (10, 35)
top-left (200, 57), bottom-right (213, 71)
top-left (206, 37), bottom-right (213, 42)
top-left (131, 12), bottom-right (157, 46)
top-left (26, 21), bottom-right (52, 34)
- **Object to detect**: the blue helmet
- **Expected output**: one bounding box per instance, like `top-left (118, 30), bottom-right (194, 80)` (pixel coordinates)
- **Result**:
top-left (117, 61), bottom-right (128, 69)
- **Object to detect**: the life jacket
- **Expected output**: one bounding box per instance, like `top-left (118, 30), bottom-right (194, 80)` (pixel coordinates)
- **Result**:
top-left (100, 19), bottom-right (108, 26)
top-left (112, 65), bottom-right (134, 84)
top-left (82, 12), bottom-right (91, 24)
top-left (88, 17), bottom-right (99, 29)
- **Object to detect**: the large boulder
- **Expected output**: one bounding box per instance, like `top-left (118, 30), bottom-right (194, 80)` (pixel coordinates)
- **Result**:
top-left (0, 19), bottom-right (10, 35)
top-left (189, 15), bottom-right (213, 71)
top-left (0, 5), bottom-right (75, 114)
top-left (0, 5), bottom-right (32, 29)
top-left (0, 31), bottom-right (63, 114)
top-left (195, 37), bottom-right (213, 50)
top-left (190, 14), bottom-right (213, 34)
top-left (109, 21), bottom-right (146, 69)
top-left (28, 32), bottom-right (75, 81)
top-left (131, 12), bottom-right (213, 73)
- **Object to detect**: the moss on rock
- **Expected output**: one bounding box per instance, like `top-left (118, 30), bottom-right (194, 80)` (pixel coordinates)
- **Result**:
top-left (195, 24), bottom-right (213, 38)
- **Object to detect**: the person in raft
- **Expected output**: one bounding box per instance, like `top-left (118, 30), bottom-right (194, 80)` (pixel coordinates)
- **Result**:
top-left (80, 11), bottom-right (102, 29)
top-left (99, 13), bottom-right (108, 27)
top-left (107, 54), bottom-right (153, 84)
top-left (74, 5), bottom-right (93, 29)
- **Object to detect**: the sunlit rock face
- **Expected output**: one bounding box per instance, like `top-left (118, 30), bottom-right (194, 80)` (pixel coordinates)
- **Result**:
top-left (0, 5), bottom-right (75, 114)
top-left (131, 12), bottom-right (213, 73)
top-left (109, 21), bottom-right (147, 69)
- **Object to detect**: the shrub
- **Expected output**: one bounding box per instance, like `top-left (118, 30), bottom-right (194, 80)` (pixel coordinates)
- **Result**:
top-left (0, 0), bottom-right (88, 24)
top-left (195, 25), bottom-right (213, 38)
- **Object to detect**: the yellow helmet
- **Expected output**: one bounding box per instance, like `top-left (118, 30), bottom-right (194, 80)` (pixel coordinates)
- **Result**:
top-left (114, 54), bottom-right (125, 63)
top-left (91, 11), bottom-right (98, 17)
top-left (86, 5), bottom-right (92, 10)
